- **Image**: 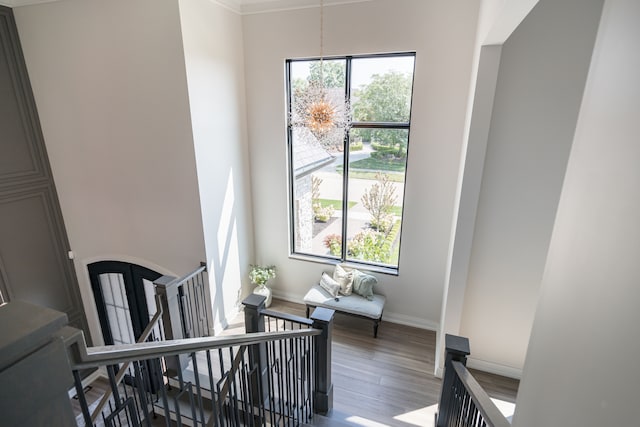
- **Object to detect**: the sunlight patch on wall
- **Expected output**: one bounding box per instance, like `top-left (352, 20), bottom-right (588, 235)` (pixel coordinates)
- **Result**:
top-left (217, 172), bottom-right (236, 266)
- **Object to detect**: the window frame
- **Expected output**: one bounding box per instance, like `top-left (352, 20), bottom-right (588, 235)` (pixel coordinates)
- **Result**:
top-left (286, 52), bottom-right (416, 274)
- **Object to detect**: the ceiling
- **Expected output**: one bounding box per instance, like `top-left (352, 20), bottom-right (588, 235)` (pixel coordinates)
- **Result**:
top-left (0, 0), bottom-right (374, 15)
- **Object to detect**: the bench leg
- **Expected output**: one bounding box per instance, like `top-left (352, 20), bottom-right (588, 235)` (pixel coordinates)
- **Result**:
top-left (374, 320), bottom-right (379, 338)
top-left (306, 305), bottom-right (310, 318)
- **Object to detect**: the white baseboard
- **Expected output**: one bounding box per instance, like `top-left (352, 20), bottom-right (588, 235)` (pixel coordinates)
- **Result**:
top-left (466, 357), bottom-right (522, 380)
top-left (383, 312), bottom-right (439, 331)
top-left (271, 289), bottom-right (439, 332)
top-left (213, 304), bottom-right (242, 335)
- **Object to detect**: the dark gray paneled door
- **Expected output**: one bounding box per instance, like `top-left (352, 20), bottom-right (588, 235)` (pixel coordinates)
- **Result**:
top-left (0, 6), bottom-right (89, 338)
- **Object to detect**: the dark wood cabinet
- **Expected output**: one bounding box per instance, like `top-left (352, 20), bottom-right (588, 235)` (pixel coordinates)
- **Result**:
top-left (0, 6), bottom-right (89, 339)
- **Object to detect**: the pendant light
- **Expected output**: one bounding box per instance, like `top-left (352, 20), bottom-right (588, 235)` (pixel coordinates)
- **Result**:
top-left (290, 0), bottom-right (351, 146)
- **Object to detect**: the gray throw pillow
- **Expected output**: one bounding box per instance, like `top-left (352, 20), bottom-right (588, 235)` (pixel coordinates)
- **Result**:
top-left (352, 270), bottom-right (376, 300)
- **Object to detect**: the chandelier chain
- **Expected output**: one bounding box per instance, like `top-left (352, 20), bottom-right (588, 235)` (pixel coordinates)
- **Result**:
top-left (320, 0), bottom-right (324, 84)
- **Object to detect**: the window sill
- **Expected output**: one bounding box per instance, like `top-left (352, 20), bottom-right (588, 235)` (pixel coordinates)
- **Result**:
top-left (289, 253), bottom-right (399, 276)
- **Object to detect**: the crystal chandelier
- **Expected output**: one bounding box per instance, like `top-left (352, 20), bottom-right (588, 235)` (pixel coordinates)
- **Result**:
top-left (289, 0), bottom-right (351, 146)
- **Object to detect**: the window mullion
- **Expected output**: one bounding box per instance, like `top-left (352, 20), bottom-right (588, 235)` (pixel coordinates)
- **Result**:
top-left (340, 57), bottom-right (353, 261)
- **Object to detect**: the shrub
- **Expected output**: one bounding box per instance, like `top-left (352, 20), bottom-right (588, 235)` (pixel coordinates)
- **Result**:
top-left (323, 234), bottom-right (342, 256)
top-left (361, 172), bottom-right (398, 233)
top-left (350, 139), bottom-right (363, 151)
top-left (314, 204), bottom-right (334, 222)
top-left (347, 229), bottom-right (390, 263)
top-left (312, 176), bottom-right (334, 221)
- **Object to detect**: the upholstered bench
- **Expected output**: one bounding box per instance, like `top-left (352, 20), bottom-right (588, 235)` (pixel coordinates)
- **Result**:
top-left (303, 284), bottom-right (386, 338)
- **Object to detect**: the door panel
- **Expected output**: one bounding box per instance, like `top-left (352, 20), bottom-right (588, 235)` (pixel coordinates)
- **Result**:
top-left (0, 7), bottom-right (89, 339)
top-left (0, 8), bottom-right (47, 186)
top-left (0, 187), bottom-right (76, 312)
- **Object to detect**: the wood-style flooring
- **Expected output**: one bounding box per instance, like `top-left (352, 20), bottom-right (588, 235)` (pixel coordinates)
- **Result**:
top-left (73, 298), bottom-right (519, 426)
top-left (260, 299), bottom-right (519, 426)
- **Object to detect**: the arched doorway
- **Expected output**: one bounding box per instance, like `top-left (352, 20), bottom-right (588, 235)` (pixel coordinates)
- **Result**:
top-left (88, 261), bottom-right (162, 346)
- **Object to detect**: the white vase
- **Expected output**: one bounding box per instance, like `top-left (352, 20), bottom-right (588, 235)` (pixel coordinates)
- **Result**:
top-left (252, 283), bottom-right (272, 307)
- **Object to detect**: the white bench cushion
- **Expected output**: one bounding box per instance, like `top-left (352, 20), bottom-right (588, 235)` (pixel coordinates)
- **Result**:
top-left (303, 284), bottom-right (386, 319)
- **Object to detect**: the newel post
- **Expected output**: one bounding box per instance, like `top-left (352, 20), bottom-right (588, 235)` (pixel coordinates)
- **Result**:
top-left (242, 294), bottom-right (269, 406)
top-left (436, 334), bottom-right (471, 427)
top-left (311, 307), bottom-right (335, 415)
top-left (154, 275), bottom-right (187, 377)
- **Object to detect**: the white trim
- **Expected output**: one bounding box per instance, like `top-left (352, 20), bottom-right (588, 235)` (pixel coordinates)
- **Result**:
top-left (207, 0), bottom-right (242, 14)
top-left (212, 304), bottom-right (242, 335)
top-left (466, 357), bottom-right (522, 380)
top-left (383, 311), bottom-right (438, 331)
top-left (240, 0), bottom-right (373, 15)
top-left (78, 254), bottom-right (179, 278)
top-left (434, 365), bottom-right (444, 379)
top-left (2, 0), bottom-right (373, 14)
top-left (2, 0), bottom-right (61, 7)
top-left (272, 289), bottom-right (439, 332)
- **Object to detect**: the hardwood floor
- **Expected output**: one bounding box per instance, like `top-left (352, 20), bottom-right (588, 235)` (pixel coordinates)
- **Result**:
top-left (236, 299), bottom-right (519, 426)
top-left (73, 298), bottom-right (519, 426)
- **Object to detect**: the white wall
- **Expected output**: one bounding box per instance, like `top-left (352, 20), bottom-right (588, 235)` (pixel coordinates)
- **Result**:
top-left (178, 0), bottom-right (254, 333)
top-left (243, 0), bottom-right (480, 329)
top-left (514, 0), bottom-right (640, 424)
top-left (436, 0), bottom-right (540, 377)
top-left (458, 0), bottom-right (603, 377)
top-left (14, 0), bottom-right (206, 345)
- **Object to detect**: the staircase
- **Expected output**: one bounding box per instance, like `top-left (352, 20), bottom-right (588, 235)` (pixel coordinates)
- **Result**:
top-left (0, 263), bottom-right (511, 427)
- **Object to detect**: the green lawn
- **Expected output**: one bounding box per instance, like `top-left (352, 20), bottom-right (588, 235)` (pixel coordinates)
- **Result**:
top-left (335, 155), bottom-right (406, 181)
top-left (317, 199), bottom-right (357, 210)
top-left (349, 157), bottom-right (406, 172)
top-left (335, 167), bottom-right (405, 182)
top-left (390, 206), bottom-right (403, 216)
top-left (318, 199), bottom-right (401, 214)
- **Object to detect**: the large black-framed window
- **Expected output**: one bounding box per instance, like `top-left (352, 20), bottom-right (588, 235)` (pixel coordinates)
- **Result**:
top-left (287, 52), bottom-right (416, 272)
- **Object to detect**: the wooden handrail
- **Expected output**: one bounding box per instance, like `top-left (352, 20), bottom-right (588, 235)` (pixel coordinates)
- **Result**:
top-left (69, 329), bottom-right (320, 370)
top-left (451, 361), bottom-right (511, 427)
top-left (260, 308), bottom-right (314, 326)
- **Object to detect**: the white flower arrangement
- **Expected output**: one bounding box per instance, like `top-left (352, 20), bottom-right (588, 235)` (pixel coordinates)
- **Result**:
top-left (249, 265), bottom-right (276, 286)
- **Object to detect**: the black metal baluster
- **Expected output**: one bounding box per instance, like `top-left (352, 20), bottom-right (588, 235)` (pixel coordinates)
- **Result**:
top-left (190, 352), bottom-right (206, 425)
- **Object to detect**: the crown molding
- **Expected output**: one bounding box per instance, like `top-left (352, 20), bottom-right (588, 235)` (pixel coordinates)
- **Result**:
top-left (239, 0), bottom-right (374, 15)
top-left (2, 0), bottom-right (373, 14)
top-left (1, 0), bottom-right (60, 7)
top-left (209, 0), bottom-right (242, 14)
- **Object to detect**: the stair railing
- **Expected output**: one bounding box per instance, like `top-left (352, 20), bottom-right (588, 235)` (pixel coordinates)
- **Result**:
top-left (68, 294), bottom-right (334, 427)
top-left (89, 294), bottom-right (165, 423)
top-left (68, 327), bottom-right (321, 426)
top-left (154, 263), bottom-right (210, 378)
top-left (435, 334), bottom-right (511, 427)
top-left (243, 295), bottom-right (335, 422)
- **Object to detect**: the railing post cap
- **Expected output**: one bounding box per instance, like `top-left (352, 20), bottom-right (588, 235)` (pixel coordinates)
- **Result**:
top-left (153, 275), bottom-right (178, 289)
top-left (445, 334), bottom-right (470, 356)
top-left (310, 307), bottom-right (335, 324)
top-left (242, 294), bottom-right (266, 309)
